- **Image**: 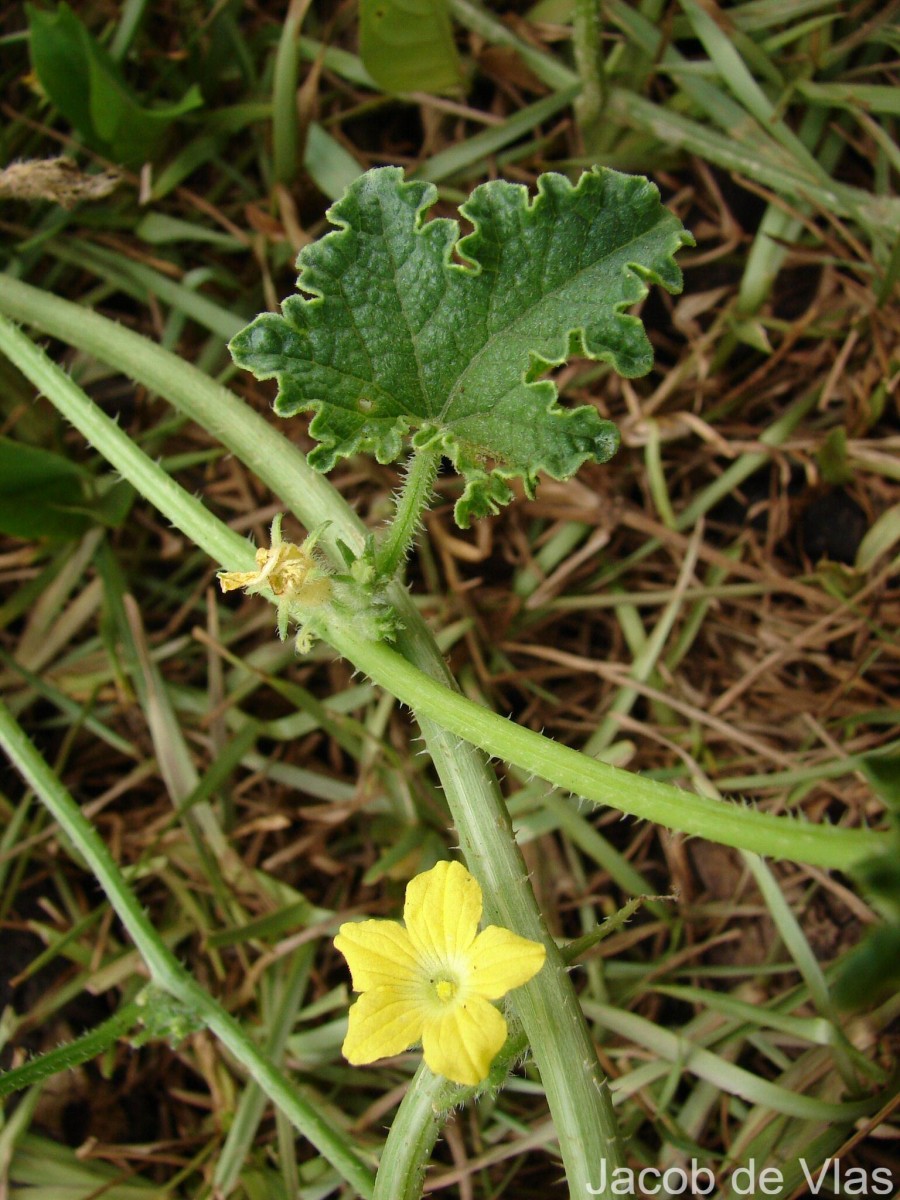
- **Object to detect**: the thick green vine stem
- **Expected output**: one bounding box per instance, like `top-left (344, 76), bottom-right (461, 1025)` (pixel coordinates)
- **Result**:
top-left (0, 285), bottom-right (890, 1197)
top-left (573, 0), bottom-right (606, 151)
top-left (372, 1064), bottom-right (446, 1200)
top-left (0, 311), bottom-right (627, 1197)
top-left (386, 657), bottom-right (629, 1193)
top-left (373, 1026), bottom-right (540, 1199)
top-left (0, 310), bottom-right (629, 1196)
top-left (0, 282), bottom-right (883, 873)
top-left (326, 624), bottom-right (885, 871)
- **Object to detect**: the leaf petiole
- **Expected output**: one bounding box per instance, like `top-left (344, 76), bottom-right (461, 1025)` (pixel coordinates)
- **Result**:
top-left (375, 443), bottom-right (441, 579)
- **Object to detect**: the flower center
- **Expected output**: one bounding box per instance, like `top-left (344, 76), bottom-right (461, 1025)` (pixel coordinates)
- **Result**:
top-left (433, 977), bottom-right (458, 1004)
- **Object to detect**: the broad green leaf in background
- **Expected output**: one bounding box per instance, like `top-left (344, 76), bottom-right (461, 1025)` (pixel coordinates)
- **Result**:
top-left (27, 3), bottom-right (202, 169)
top-left (0, 437), bottom-right (133, 539)
top-left (834, 753), bottom-right (900, 1010)
top-left (230, 167), bottom-right (693, 525)
top-left (359, 0), bottom-right (462, 95)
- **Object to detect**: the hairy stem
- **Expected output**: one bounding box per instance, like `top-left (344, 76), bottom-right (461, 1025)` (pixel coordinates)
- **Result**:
top-left (573, 0), bottom-right (606, 152)
top-left (3, 281), bottom-right (889, 1196)
top-left (372, 1064), bottom-right (446, 1200)
top-left (327, 624), bottom-right (885, 870)
top-left (0, 298), bottom-right (629, 1195)
top-left (376, 444), bottom-right (441, 579)
top-left (0, 1003), bottom-right (140, 1099)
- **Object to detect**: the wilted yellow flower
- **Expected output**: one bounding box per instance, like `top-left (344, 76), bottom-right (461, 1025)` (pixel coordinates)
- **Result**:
top-left (217, 517), bottom-right (331, 648)
top-left (334, 860), bottom-right (546, 1086)
top-left (218, 532), bottom-right (329, 603)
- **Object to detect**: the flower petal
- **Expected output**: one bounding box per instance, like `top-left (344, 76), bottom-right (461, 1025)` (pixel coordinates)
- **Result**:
top-left (217, 569), bottom-right (260, 593)
top-left (467, 926), bottom-right (546, 1000)
top-left (403, 860), bottom-right (481, 966)
top-left (334, 919), bottom-right (420, 992)
top-left (421, 995), bottom-right (508, 1086)
top-left (342, 986), bottom-right (424, 1065)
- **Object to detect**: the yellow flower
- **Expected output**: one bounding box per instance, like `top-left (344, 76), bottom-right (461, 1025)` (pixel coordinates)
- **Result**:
top-left (217, 516), bottom-right (331, 648)
top-left (334, 860), bottom-right (546, 1086)
top-left (217, 532), bottom-right (329, 603)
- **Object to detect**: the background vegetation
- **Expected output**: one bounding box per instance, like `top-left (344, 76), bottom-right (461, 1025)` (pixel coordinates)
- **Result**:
top-left (0, 1), bottom-right (897, 1196)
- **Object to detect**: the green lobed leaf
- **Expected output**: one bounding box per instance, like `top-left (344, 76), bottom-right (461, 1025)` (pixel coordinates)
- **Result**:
top-left (230, 166), bottom-right (693, 525)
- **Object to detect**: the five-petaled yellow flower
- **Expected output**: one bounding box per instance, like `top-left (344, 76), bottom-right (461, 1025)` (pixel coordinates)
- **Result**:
top-left (334, 860), bottom-right (546, 1086)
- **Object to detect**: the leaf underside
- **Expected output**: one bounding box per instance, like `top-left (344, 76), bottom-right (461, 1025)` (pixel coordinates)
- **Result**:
top-left (230, 166), bottom-right (693, 525)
